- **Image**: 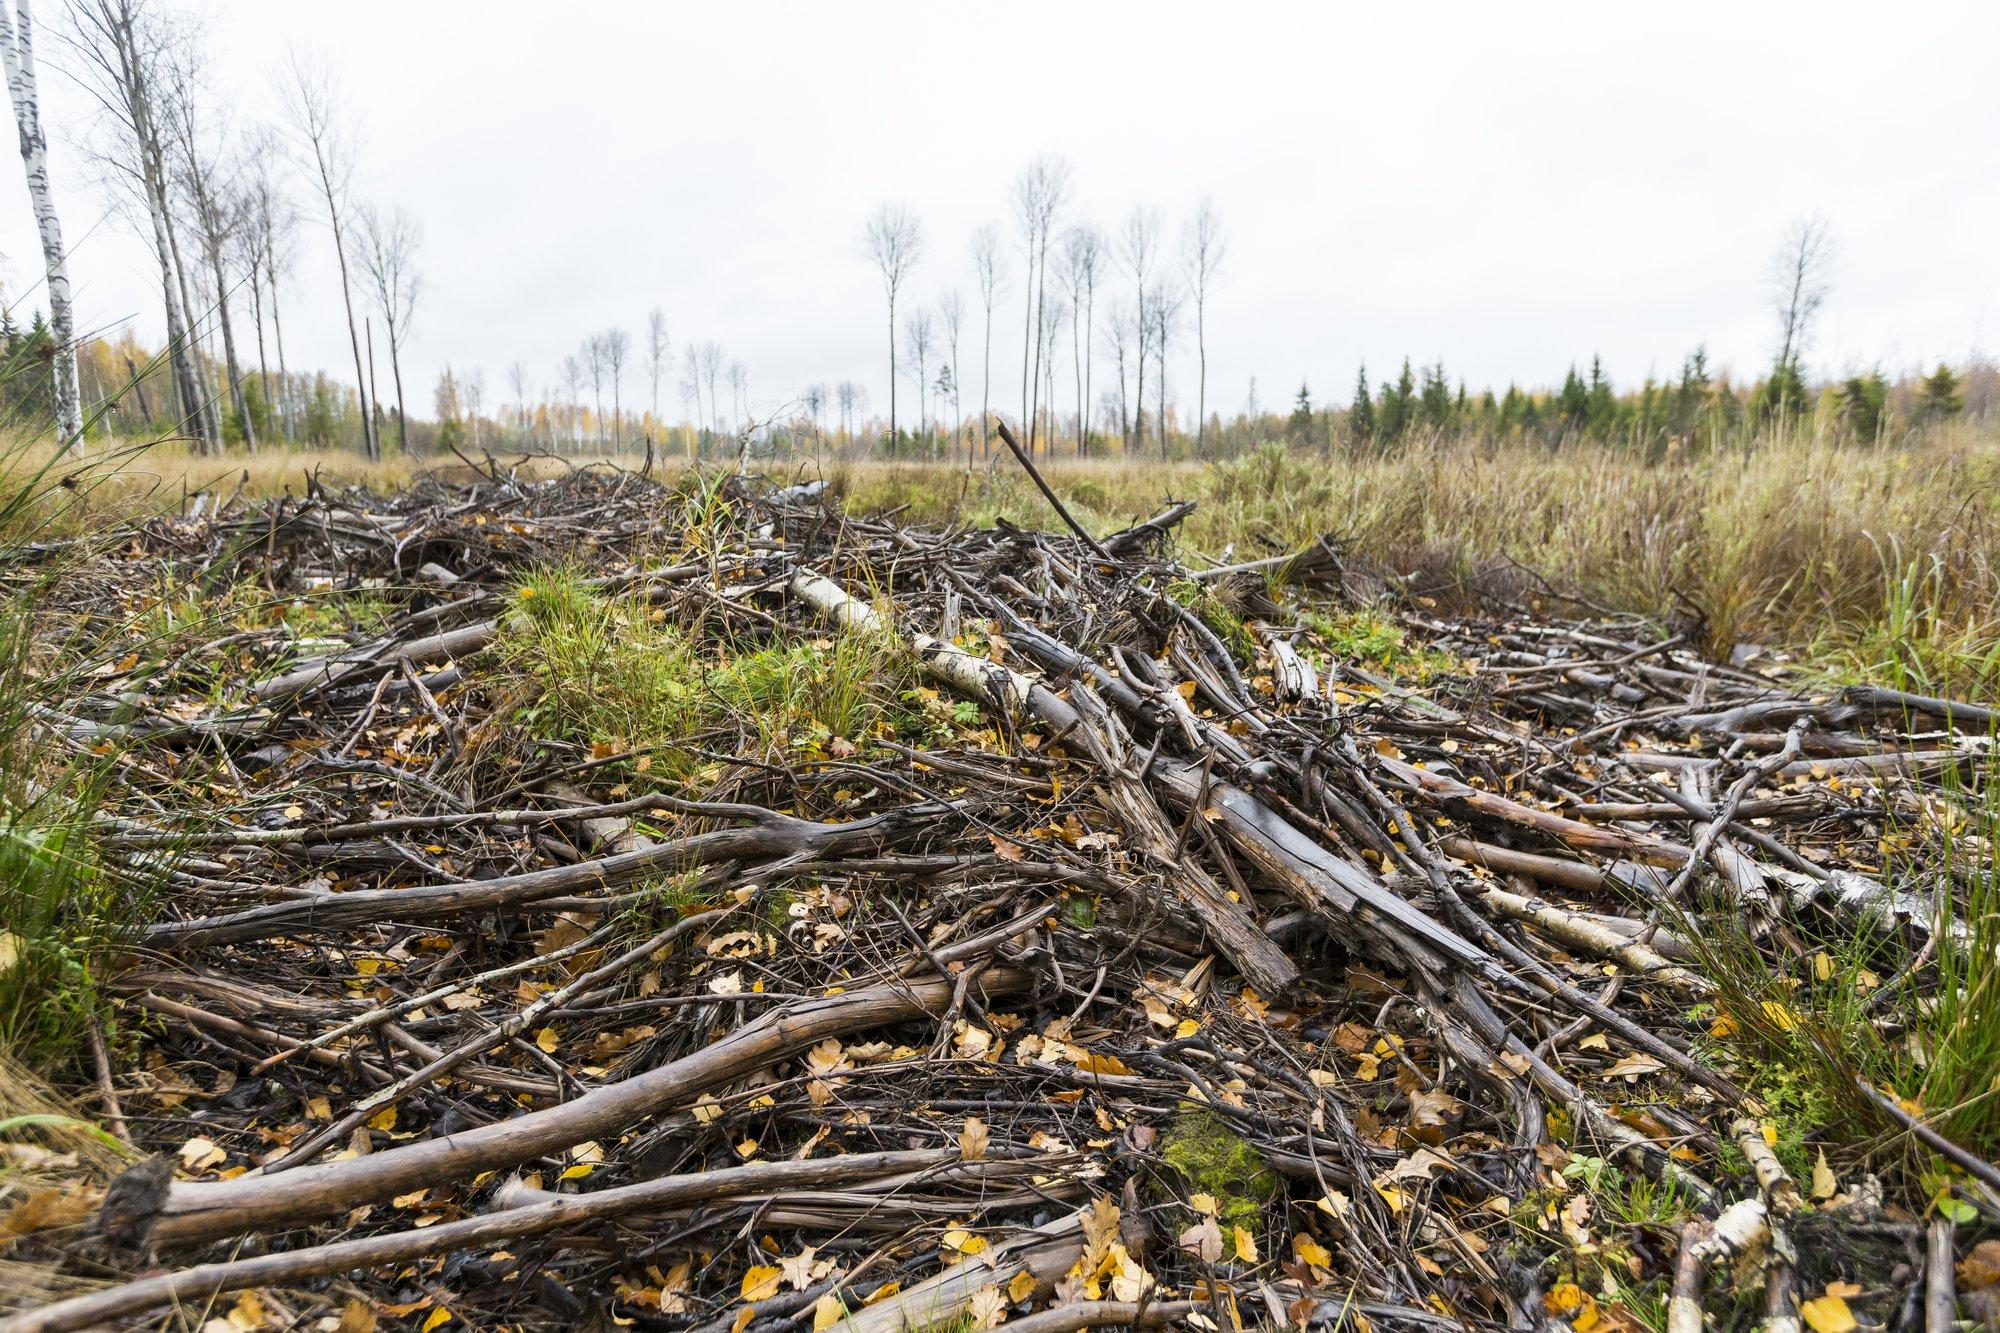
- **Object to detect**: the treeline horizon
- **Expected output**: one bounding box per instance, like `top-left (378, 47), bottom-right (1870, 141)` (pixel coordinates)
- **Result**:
top-left (13, 316), bottom-right (1994, 462)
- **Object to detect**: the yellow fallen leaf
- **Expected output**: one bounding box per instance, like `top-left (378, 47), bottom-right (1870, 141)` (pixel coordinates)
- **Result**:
top-left (1008, 1270), bottom-right (1038, 1303)
top-left (367, 1106), bottom-right (398, 1132)
top-left (741, 1265), bottom-right (783, 1302)
top-left (1761, 1000), bottom-right (1801, 1033)
top-left (1812, 1149), bottom-right (1837, 1200)
top-left (1232, 1225), bottom-right (1259, 1262)
top-left (419, 1309), bottom-right (453, 1333)
top-left (941, 1226), bottom-right (988, 1256)
top-left (1294, 1234), bottom-right (1332, 1268)
top-left (1801, 1294), bottom-right (1856, 1333)
top-left (812, 1293), bottom-right (848, 1331)
top-left (535, 1026), bottom-right (560, 1053)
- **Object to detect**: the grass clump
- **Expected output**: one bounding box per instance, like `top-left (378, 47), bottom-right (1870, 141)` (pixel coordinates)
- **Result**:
top-left (1164, 578), bottom-right (1253, 662)
top-left (1304, 607), bottom-right (1456, 681)
top-left (498, 568), bottom-right (916, 783)
top-left (0, 606), bottom-right (150, 1071)
top-left (1159, 1109), bottom-right (1277, 1231)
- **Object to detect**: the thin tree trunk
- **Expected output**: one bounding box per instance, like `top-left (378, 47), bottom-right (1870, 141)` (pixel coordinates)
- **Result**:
top-left (123, 354), bottom-right (151, 426)
top-left (310, 151), bottom-right (374, 458)
top-left (265, 258), bottom-right (293, 442)
top-left (886, 295), bottom-right (897, 447)
top-left (365, 317), bottom-right (383, 454)
top-left (1133, 321), bottom-right (1147, 456)
top-left (979, 299), bottom-right (992, 463)
top-left (0, 0), bottom-right (80, 445)
top-left (247, 251), bottom-right (271, 438)
top-left (1195, 292), bottom-right (1207, 454)
top-left (388, 329), bottom-right (408, 455)
top-left (1019, 241), bottom-right (1033, 448)
top-left (1081, 286), bottom-right (1094, 459)
top-left (205, 240), bottom-right (255, 452)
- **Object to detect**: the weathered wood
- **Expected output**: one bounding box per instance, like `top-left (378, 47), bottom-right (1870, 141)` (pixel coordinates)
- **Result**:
top-left (9, 1153), bottom-right (953, 1333)
top-left (113, 965), bottom-right (1029, 1249)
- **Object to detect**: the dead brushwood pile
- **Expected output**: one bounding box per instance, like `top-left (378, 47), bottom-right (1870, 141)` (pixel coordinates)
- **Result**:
top-left (4, 461), bottom-right (1998, 1333)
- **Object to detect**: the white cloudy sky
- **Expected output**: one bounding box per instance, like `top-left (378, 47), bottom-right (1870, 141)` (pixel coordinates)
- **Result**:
top-left (4, 0), bottom-right (1995, 423)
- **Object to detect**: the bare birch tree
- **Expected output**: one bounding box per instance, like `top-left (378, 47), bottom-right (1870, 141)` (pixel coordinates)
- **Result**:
top-left (1770, 214), bottom-right (1836, 376)
top-left (937, 288), bottom-right (963, 458)
top-left (464, 367), bottom-right (484, 449)
top-left (1180, 198), bottom-right (1226, 453)
top-left (162, 53), bottom-right (258, 451)
top-left (242, 124), bottom-right (295, 440)
top-left (604, 326), bottom-right (628, 447)
top-left (506, 360), bottom-right (529, 441)
top-left (862, 202), bottom-right (923, 445)
top-left (726, 360), bottom-right (748, 431)
top-left (282, 46), bottom-right (375, 457)
top-left (582, 335), bottom-right (606, 447)
top-left (969, 220), bottom-right (1006, 458)
top-left (1059, 226), bottom-right (1104, 455)
top-left (0, 0), bottom-right (80, 443)
top-left (902, 307), bottom-right (934, 457)
top-left (835, 380), bottom-right (859, 443)
top-left (1147, 281), bottom-right (1183, 458)
top-left (560, 354), bottom-right (582, 446)
top-left (356, 202), bottom-right (421, 454)
top-left (644, 306), bottom-right (668, 433)
top-left (1118, 208), bottom-right (1159, 451)
top-left (1010, 155), bottom-right (1071, 453)
top-left (680, 344), bottom-right (703, 437)
top-left (698, 340), bottom-right (724, 435)
top-left (62, 0), bottom-right (211, 446)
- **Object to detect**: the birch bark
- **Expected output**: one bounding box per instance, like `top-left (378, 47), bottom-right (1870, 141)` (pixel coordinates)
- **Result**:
top-left (0, 0), bottom-right (81, 445)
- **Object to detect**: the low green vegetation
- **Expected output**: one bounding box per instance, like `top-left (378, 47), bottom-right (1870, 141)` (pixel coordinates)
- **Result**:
top-left (1303, 607), bottom-right (1457, 681)
top-left (1159, 1109), bottom-right (1278, 1232)
top-left (497, 568), bottom-right (920, 784)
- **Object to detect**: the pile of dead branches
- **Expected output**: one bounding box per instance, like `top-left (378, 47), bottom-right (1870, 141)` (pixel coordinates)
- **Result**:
top-left (3, 455), bottom-right (1996, 1333)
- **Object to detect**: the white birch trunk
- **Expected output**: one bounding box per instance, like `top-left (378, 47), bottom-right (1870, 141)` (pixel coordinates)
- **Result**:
top-left (0, 0), bottom-right (81, 445)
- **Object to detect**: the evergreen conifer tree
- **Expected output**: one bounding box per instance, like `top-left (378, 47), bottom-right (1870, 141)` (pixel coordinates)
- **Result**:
top-left (1348, 364), bottom-right (1374, 445)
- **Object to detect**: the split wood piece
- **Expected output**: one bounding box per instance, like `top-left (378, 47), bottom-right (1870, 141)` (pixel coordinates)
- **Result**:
top-left (7, 1151), bottom-right (953, 1333)
top-left (1251, 620), bottom-right (1320, 701)
top-left (142, 803), bottom-right (912, 948)
top-left (787, 568), bottom-right (1298, 998)
top-left (107, 963), bottom-right (1030, 1250)
top-left (1926, 1218), bottom-right (1957, 1333)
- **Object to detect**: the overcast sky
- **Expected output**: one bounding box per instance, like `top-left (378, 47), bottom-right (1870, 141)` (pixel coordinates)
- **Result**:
top-left (4, 0), bottom-right (1996, 424)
